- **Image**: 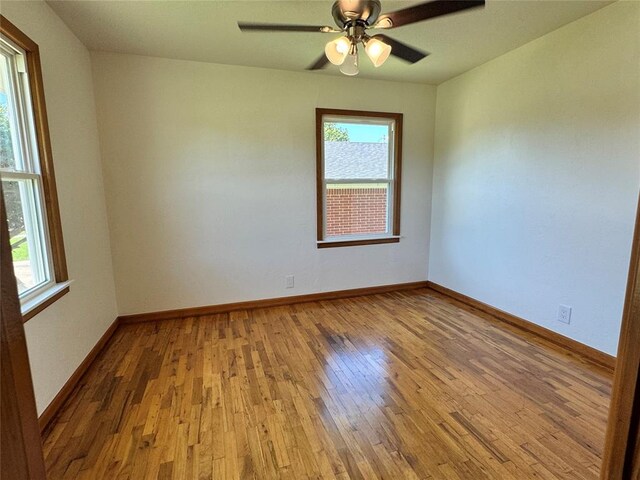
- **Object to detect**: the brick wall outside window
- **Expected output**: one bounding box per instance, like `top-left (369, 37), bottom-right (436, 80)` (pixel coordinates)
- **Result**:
top-left (326, 187), bottom-right (388, 237)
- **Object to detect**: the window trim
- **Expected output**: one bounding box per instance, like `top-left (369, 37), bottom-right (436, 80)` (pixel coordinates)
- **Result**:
top-left (1, 16), bottom-right (69, 321)
top-left (315, 108), bottom-right (403, 248)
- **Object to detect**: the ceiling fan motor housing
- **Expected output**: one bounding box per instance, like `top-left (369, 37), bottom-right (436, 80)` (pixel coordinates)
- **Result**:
top-left (332, 0), bottom-right (382, 28)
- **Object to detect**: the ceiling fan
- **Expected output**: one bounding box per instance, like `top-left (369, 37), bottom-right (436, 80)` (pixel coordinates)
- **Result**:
top-left (238, 0), bottom-right (485, 76)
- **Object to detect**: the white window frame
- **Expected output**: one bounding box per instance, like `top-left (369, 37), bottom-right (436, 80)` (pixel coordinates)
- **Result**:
top-left (1, 32), bottom-right (67, 312)
top-left (316, 109), bottom-right (403, 248)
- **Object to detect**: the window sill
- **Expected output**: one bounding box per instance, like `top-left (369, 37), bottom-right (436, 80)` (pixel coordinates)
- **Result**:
top-left (317, 236), bottom-right (401, 249)
top-left (21, 281), bottom-right (71, 323)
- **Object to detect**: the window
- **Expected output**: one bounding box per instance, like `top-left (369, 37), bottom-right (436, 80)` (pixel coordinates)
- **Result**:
top-left (1, 17), bottom-right (68, 321)
top-left (316, 108), bottom-right (402, 248)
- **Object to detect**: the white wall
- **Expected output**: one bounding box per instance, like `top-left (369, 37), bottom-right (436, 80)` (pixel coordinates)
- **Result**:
top-left (91, 53), bottom-right (436, 315)
top-left (0, 1), bottom-right (118, 413)
top-left (430, 1), bottom-right (640, 355)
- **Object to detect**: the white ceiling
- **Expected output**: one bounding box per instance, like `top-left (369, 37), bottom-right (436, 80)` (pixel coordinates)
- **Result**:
top-left (47, 0), bottom-right (612, 84)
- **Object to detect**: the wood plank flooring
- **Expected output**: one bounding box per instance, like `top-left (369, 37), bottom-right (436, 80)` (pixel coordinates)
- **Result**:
top-left (42, 288), bottom-right (612, 479)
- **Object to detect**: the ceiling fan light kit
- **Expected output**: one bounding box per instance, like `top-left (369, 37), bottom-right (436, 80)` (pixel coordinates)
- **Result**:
top-left (325, 36), bottom-right (351, 65)
top-left (238, 0), bottom-right (485, 76)
top-left (325, 23), bottom-right (390, 74)
top-left (340, 45), bottom-right (360, 76)
top-left (364, 37), bottom-right (392, 68)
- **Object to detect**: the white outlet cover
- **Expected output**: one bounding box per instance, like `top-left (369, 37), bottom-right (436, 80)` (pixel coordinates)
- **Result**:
top-left (285, 275), bottom-right (294, 288)
top-left (558, 304), bottom-right (572, 324)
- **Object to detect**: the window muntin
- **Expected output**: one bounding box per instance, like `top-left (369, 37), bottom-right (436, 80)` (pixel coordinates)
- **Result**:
top-left (316, 110), bottom-right (402, 247)
top-left (1, 35), bottom-right (56, 300)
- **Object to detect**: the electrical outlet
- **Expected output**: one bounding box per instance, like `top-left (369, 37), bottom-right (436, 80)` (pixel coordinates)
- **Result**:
top-left (285, 275), bottom-right (294, 289)
top-left (558, 305), bottom-right (572, 324)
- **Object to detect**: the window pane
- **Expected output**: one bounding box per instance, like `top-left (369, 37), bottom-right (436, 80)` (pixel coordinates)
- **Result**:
top-left (325, 183), bottom-right (389, 237)
top-left (324, 122), bottom-right (390, 180)
top-left (0, 51), bottom-right (22, 171)
top-left (2, 179), bottom-right (50, 294)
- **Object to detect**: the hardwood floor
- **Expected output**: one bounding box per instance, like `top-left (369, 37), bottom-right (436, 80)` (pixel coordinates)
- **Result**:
top-left (42, 288), bottom-right (612, 479)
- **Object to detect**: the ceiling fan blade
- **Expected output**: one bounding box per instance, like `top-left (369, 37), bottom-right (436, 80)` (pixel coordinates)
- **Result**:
top-left (373, 35), bottom-right (429, 64)
top-left (307, 54), bottom-right (331, 70)
top-left (238, 22), bottom-right (341, 33)
top-left (374, 0), bottom-right (485, 29)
